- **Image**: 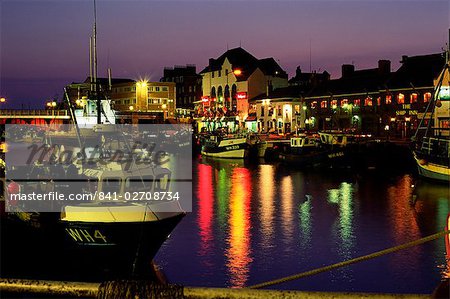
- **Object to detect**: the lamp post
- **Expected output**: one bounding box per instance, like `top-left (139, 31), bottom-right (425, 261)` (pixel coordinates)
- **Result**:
top-left (162, 103), bottom-right (167, 121)
top-left (136, 80), bottom-right (148, 112)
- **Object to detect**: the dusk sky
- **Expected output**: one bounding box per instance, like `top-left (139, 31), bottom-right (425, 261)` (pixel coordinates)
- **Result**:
top-left (0, 0), bottom-right (448, 108)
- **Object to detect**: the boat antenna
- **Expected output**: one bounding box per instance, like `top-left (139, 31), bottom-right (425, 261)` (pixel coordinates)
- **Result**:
top-left (309, 38), bottom-right (312, 73)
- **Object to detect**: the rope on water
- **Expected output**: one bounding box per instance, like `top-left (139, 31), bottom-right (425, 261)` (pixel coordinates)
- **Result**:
top-left (249, 230), bottom-right (450, 289)
top-left (96, 280), bottom-right (183, 299)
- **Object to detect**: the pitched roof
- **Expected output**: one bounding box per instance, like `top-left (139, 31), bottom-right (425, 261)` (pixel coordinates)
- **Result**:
top-left (306, 67), bottom-right (391, 98)
top-left (386, 53), bottom-right (445, 89)
top-left (200, 47), bottom-right (287, 81)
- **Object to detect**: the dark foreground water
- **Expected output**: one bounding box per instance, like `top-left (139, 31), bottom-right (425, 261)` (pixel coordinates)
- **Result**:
top-left (156, 155), bottom-right (450, 294)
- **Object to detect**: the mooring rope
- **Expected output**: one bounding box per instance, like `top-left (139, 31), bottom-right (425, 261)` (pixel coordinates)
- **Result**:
top-left (249, 230), bottom-right (450, 289)
top-left (96, 280), bottom-right (183, 299)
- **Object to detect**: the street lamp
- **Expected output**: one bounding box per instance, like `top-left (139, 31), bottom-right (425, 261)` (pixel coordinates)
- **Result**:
top-left (136, 80), bottom-right (148, 111)
top-left (0, 97), bottom-right (6, 103)
top-left (162, 103), bottom-right (167, 120)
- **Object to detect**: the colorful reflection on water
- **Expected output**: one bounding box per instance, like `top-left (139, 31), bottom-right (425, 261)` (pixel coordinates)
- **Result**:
top-left (226, 167), bottom-right (252, 288)
top-left (157, 157), bottom-right (450, 294)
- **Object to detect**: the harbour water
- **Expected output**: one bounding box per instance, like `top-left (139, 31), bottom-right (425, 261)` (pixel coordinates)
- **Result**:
top-left (156, 155), bottom-right (450, 294)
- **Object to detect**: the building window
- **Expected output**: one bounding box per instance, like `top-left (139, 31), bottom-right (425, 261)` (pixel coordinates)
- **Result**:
top-left (397, 93), bottom-right (405, 104)
top-left (155, 87), bottom-right (160, 92)
top-left (189, 86), bottom-right (192, 93)
top-left (354, 99), bottom-right (361, 107)
top-left (377, 97), bottom-right (381, 106)
top-left (340, 99), bottom-right (348, 107)
top-left (364, 97), bottom-right (373, 106)
top-left (331, 99), bottom-right (337, 108)
top-left (218, 70), bottom-right (221, 77)
top-left (385, 95), bottom-right (392, 104)
top-left (212, 72), bottom-right (214, 78)
top-left (162, 87), bottom-right (168, 92)
top-left (410, 93), bottom-right (418, 103)
top-left (193, 86), bottom-right (196, 92)
top-left (424, 92), bottom-right (432, 103)
top-left (320, 100), bottom-right (327, 109)
top-left (261, 107), bottom-right (265, 117)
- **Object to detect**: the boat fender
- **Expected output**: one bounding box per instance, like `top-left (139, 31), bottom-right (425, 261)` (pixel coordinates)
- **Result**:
top-left (7, 181), bottom-right (20, 206)
top-left (419, 159), bottom-right (428, 165)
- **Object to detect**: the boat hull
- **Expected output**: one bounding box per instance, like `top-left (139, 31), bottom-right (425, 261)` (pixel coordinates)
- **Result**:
top-left (1, 211), bottom-right (185, 279)
top-left (413, 152), bottom-right (450, 182)
top-left (278, 148), bottom-right (348, 167)
top-left (201, 138), bottom-right (248, 159)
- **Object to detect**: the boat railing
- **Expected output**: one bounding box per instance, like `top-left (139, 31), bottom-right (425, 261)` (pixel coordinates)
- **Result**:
top-left (420, 137), bottom-right (450, 158)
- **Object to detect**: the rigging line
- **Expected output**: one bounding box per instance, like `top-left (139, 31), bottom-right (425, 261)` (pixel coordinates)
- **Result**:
top-left (249, 230), bottom-right (450, 289)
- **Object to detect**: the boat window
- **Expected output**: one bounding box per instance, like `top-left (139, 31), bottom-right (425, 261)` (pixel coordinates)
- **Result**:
top-left (154, 173), bottom-right (171, 192)
top-left (336, 136), bottom-right (343, 143)
top-left (125, 175), bottom-right (154, 191)
top-left (102, 177), bottom-right (121, 193)
top-left (84, 177), bottom-right (98, 193)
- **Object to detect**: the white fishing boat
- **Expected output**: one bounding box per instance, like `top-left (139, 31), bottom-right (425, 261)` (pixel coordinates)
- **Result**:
top-left (201, 133), bottom-right (248, 158)
top-left (412, 40), bottom-right (450, 182)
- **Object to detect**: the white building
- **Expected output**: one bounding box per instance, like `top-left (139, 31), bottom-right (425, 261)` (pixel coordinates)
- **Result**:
top-left (252, 86), bottom-right (308, 134)
top-left (199, 47), bottom-right (288, 123)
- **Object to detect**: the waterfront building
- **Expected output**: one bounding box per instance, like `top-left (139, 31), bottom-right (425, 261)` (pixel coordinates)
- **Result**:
top-left (160, 65), bottom-right (202, 117)
top-left (251, 86), bottom-right (302, 134)
top-left (111, 81), bottom-right (176, 122)
top-left (288, 66), bottom-right (330, 87)
top-left (250, 68), bottom-right (331, 134)
top-left (303, 60), bottom-right (392, 134)
top-left (384, 53), bottom-right (446, 138)
top-left (198, 47), bottom-right (288, 123)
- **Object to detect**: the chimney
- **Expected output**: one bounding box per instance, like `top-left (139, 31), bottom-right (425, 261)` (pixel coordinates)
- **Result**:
top-left (266, 81), bottom-right (273, 97)
top-left (209, 58), bottom-right (215, 66)
top-left (296, 66), bottom-right (302, 77)
top-left (401, 55), bottom-right (408, 64)
top-left (341, 64), bottom-right (355, 78)
top-left (378, 60), bottom-right (391, 75)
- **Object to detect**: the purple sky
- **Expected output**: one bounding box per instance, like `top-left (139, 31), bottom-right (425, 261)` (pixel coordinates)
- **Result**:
top-left (1, 0), bottom-right (448, 108)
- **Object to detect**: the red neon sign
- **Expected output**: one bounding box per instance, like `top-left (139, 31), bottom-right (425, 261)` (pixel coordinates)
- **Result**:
top-left (236, 92), bottom-right (247, 100)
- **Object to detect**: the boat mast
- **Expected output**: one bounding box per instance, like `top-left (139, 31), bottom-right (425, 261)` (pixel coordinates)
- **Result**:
top-left (92, 0), bottom-right (101, 124)
top-left (413, 29), bottom-right (450, 140)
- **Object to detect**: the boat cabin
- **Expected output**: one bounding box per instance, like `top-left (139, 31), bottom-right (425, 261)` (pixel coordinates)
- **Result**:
top-left (318, 132), bottom-right (355, 147)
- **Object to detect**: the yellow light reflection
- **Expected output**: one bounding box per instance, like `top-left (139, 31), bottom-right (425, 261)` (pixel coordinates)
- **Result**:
top-left (281, 176), bottom-right (294, 245)
top-left (387, 175), bottom-right (421, 270)
top-left (259, 165), bottom-right (275, 250)
top-left (226, 168), bottom-right (252, 288)
top-left (299, 198), bottom-right (312, 250)
top-left (327, 182), bottom-right (355, 262)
